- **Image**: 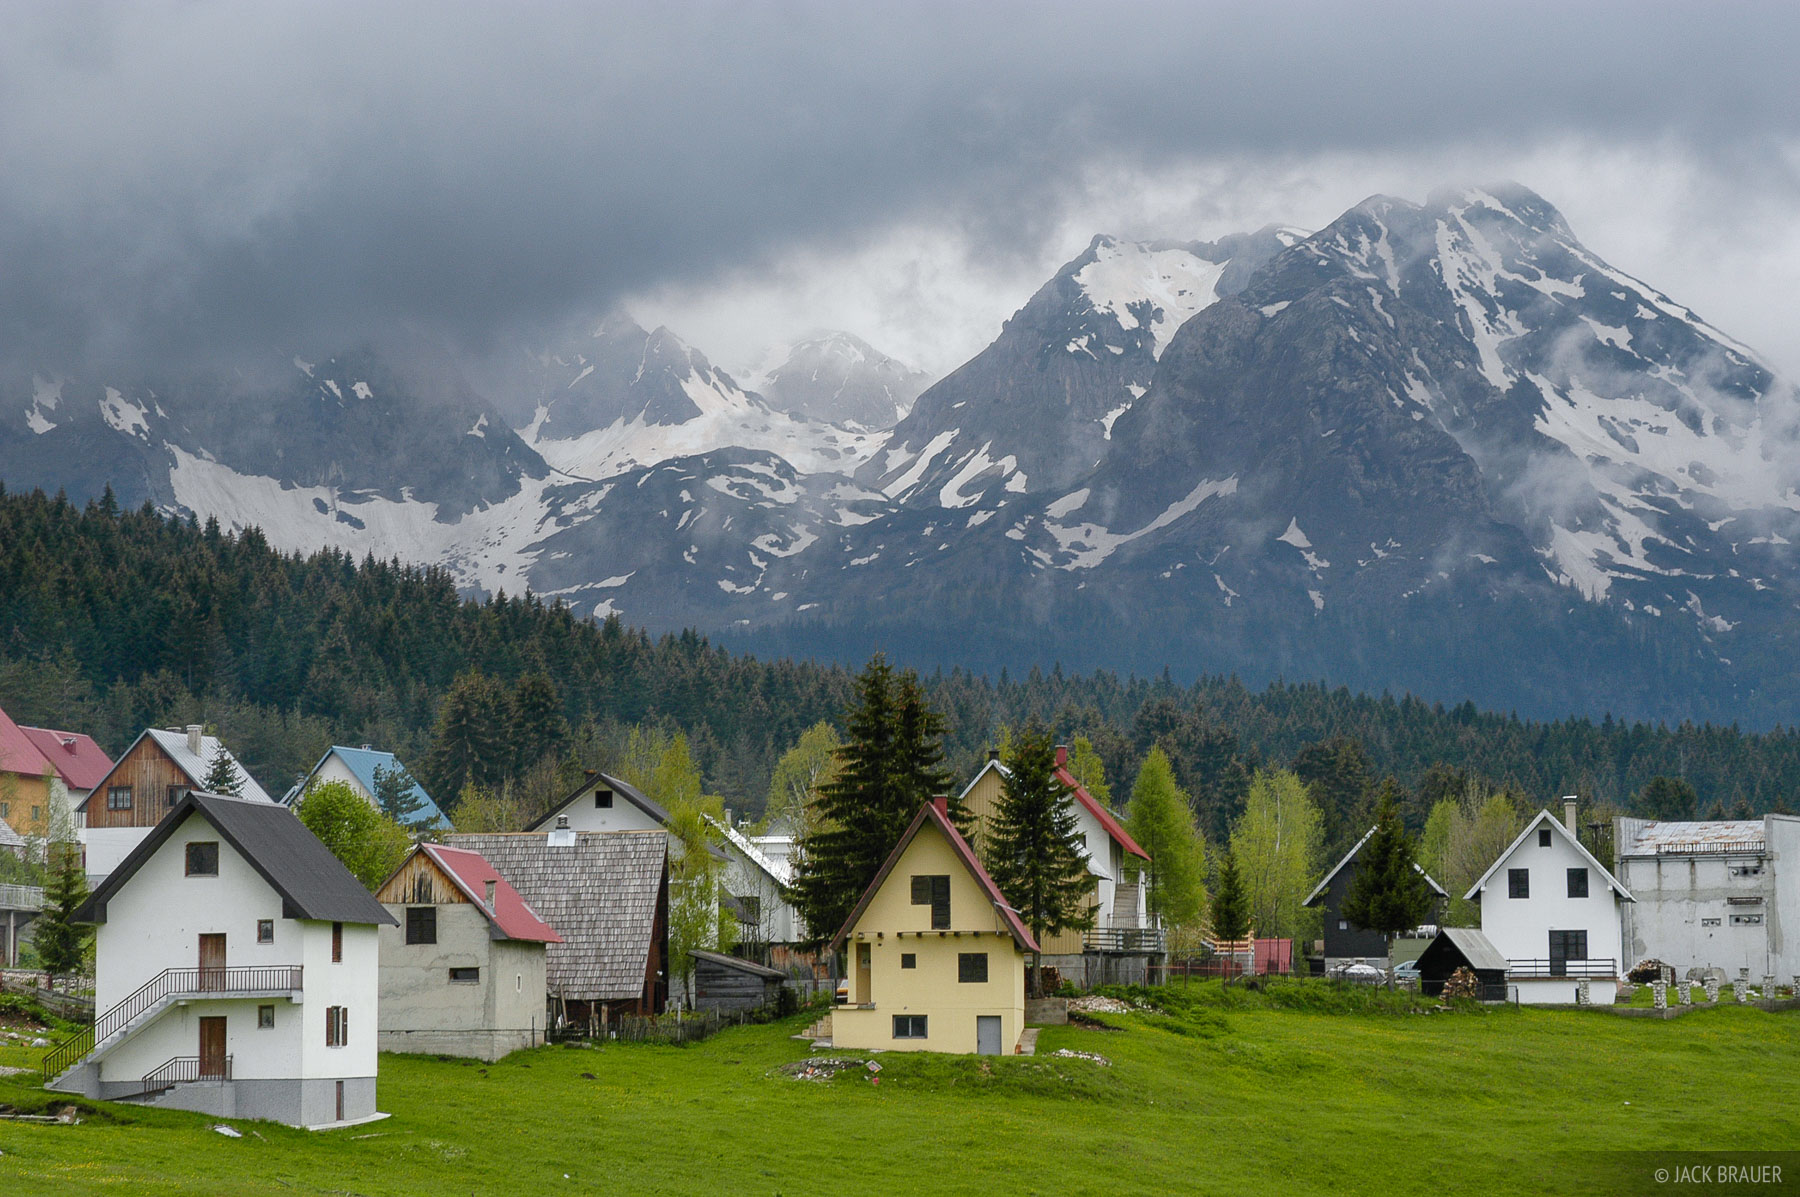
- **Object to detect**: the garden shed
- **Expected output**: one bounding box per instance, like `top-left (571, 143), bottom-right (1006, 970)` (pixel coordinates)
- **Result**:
top-left (1416, 927), bottom-right (1508, 999)
top-left (690, 950), bottom-right (785, 1014)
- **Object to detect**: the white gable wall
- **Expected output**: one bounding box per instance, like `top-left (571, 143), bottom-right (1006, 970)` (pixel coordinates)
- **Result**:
top-left (550, 784), bottom-right (665, 834)
top-left (1475, 815), bottom-right (1625, 1004)
top-left (312, 752), bottom-right (376, 806)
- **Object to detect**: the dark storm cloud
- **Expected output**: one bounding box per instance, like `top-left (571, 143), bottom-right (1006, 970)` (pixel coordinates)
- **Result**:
top-left (2, 0), bottom-right (1796, 368)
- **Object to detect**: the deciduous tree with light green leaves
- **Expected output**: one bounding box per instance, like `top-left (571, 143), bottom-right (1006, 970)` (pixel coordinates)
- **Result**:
top-left (664, 791), bottom-right (735, 1009)
top-left (1065, 736), bottom-right (1112, 809)
top-left (295, 779), bottom-right (412, 891)
top-left (1124, 747), bottom-right (1207, 929)
top-left (765, 722), bottom-right (842, 840)
top-left (1229, 769), bottom-right (1322, 943)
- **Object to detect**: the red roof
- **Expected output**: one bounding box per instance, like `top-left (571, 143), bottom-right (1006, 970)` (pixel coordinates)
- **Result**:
top-left (19, 727), bottom-right (114, 791)
top-left (829, 799), bottom-right (1039, 954)
top-left (1052, 746), bottom-right (1149, 860)
top-left (420, 844), bottom-right (563, 943)
top-left (0, 705), bottom-right (53, 780)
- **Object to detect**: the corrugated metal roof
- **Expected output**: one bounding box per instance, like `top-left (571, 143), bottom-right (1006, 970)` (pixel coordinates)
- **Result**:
top-left (77, 792), bottom-right (397, 926)
top-left (707, 816), bottom-right (791, 885)
top-left (1433, 927), bottom-right (1508, 973)
top-left (449, 831), bottom-right (667, 1003)
top-left (18, 726), bottom-right (113, 791)
top-left (415, 843), bottom-right (562, 943)
top-left (78, 728), bottom-right (276, 808)
top-left (283, 746), bottom-right (448, 827)
top-left (1617, 818), bottom-right (1767, 857)
top-left (690, 948), bottom-right (786, 980)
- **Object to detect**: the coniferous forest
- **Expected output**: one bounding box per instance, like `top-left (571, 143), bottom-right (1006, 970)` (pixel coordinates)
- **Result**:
top-left (3, 484), bottom-right (1799, 841)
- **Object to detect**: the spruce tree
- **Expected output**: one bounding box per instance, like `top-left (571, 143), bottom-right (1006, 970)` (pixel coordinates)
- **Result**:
top-left (508, 673), bottom-right (568, 773)
top-left (201, 743), bottom-right (243, 796)
top-left (892, 670), bottom-right (962, 826)
top-left (372, 762), bottom-right (426, 826)
top-left (986, 723), bottom-right (1094, 993)
top-left (1340, 783), bottom-right (1435, 988)
top-left (424, 670), bottom-right (508, 802)
top-left (1210, 849), bottom-right (1250, 944)
top-left (35, 846), bottom-right (90, 976)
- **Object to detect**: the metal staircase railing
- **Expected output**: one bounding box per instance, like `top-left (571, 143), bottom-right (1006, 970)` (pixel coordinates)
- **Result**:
top-left (142, 1054), bottom-right (232, 1096)
top-left (41, 965), bottom-right (301, 1081)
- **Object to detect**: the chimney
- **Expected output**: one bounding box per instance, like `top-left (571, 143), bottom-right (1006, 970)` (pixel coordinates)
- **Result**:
top-left (484, 879), bottom-right (497, 910)
top-left (186, 724), bottom-right (204, 756)
top-left (1563, 796), bottom-right (1579, 833)
top-left (549, 814), bottom-right (576, 848)
top-left (987, 748), bottom-right (1000, 763)
top-left (584, 769), bottom-right (597, 779)
top-left (724, 807), bottom-right (734, 828)
top-left (932, 795), bottom-right (948, 818)
top-left (1054, 744), bottom-right (1069, 767)
top-left (361, 743), bottom-right (373, 752)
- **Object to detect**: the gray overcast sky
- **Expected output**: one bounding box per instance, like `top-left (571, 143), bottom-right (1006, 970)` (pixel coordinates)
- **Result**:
top-left (4, 1), bottom-right (1798, 379)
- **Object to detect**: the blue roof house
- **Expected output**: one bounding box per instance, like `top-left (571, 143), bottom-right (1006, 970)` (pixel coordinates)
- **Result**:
top-left (283, 745), bottom-right (449, 830)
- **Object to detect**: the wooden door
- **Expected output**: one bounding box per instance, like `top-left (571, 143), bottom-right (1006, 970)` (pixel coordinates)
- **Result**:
top-left (199, 934), bottom-right (226, 990)
top-left (198, 1016), bottom-right (227, 1078)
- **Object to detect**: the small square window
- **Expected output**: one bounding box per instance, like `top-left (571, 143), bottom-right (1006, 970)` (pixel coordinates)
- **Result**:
top-left (594, 789), bottom-right (613, 809)
top-left (449, 967), bottom-right (480, 983)
top-left (257, 919), bottom-right (274, 944)
top-left (406, 906), bottom-right (437, 945)
top-left (1338, 919), bottom-right (1349, 931)
top-left (1567, 868), bottom-right (1589, 899)
top-left (892, 1014), bottom-right (927, 1039)
top-left (900, 953), bottom-right (916, 969)
top-left (958, 953), bottom-right (988, 983)
top-left (1538, 827), bottom-right (1552, 847)
top-left (1507, 868), bottom-right (1529, 899)
top-left (107, 786), bottom-right (133, 811)
top-left (258, 1004), bottom-right (275, 1029)
top-left (185, 842), bottom-right (219, 876)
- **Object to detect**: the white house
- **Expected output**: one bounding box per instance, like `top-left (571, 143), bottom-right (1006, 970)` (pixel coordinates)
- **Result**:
top-left (282, 745), bottom-right (449, 830)
top-left (706, 814), bottom-right (804, 946)
top-left (49, 791), bottom-right (395, 1127)
top-left (527, 770), bottom-right (670, 835)
top-left (375, 843), bottom-right (561, 1061)
top-left (1468, 799), bottom-right (1634, 1004)
top-left (1615, 814), bottom-right (1800, 980)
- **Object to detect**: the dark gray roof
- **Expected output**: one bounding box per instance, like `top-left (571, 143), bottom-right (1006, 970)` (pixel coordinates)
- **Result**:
top-left (76, 791), bottom-right (396, 926)
top-left (526, 770), bottom-right (669, 832)
top-left (449, 831), bottom-right (667, 1003)
top-left (690, 949), bottom-right (786, 980)
top-left (1431, 927), bottom-right (1509, 973)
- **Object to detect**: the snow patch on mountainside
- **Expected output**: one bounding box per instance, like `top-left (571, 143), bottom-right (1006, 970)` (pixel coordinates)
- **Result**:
top-left (1045, 477), bottom-right (1238, 569)
top-left (1075, 239), bottom-right (1229, 358)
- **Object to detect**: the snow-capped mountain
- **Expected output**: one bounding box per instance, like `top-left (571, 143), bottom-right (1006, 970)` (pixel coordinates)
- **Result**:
top-left (741, 331), bottom-right (931, 430)
top-left (859, 227), bottom-right (1303, 508)
top-left (486, 314), bottom-right (882, 480)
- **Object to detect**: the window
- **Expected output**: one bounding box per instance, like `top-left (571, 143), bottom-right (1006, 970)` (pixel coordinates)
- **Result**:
top-left (1507, 868), bottom-right (1529, 899)
top-left (900, 953), bottom-right (917, 969)
top-left (258, 1005), bottom-right (275, 1029)
top-left (1731, 913), bottom-right (1765, 926)
top-left (1338, 920), bottom-right (1349, 931)
top-left (0, 801), bottom-right (6, 817)
top-left (1549, 929), bottom-right (1588, 963)
top-left (958, 953), bottom-right (989, 983)
top-left (30, 805), bottom-right (39, 822)
top-left (185, 842), bottom-right (219, 876)
top-left (107, 786), bottom-right (133, 811)
top-left (449, 967), bottom-right (480, 983)
top-left (325, 1005), bottom-right (348, 1047)
top-left (257, 919), bottom-right (274, 944)
top-left (405, 907), bottom-right (437, 945)
top-left (911, 875), bottom-right (951, 929)
top-left (594, 789), bottom-right (614, 809)
top-left (331, 922), bottom-right (343, 963)
top-left (166, 784), bottom-right (189, 808)
top-left (1567, 868), bottom-right (1589, 898)
top-left (1701, 917), bottom-right (1722, 927)
top-left (892, 1015), bottom-right (927, 1039)
top-left (1538, 827), bottom-right (1552, 847)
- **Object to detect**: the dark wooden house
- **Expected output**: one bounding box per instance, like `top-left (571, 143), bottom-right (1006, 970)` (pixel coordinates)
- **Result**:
top-left (1304, 825), bottom-right (1447, 968)
top-left (690, 949), bottom-right (785, 1014)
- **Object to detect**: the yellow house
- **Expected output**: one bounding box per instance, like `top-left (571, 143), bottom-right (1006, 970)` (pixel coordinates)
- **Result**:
top-left (829, 797), bottom-right (1037, 1055)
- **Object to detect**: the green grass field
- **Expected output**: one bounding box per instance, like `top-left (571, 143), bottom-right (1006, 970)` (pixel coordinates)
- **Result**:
top-left (2, 982), bottom-right (1796, 1196)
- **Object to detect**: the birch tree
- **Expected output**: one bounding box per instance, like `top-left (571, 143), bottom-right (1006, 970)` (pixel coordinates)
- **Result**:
top-left (1228, 769), bottom-right (1322, 942)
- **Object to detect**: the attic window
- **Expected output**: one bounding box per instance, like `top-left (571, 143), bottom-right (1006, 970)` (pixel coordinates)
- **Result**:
top-left (107, 786), bottom-right (133, 811)
top-left (595, 790), bottom-right (614, 809)
top-left (1507, 868), bottom-right (1529, 899)
top-left (406, 907), bottom-right (437, 945)
top-left (167, 784), bottom-right (189, 808)
top-left (911, 875), bottom-right (951, 929)
top-left (1566, 868), bottom-right (1589, 899)
top-left (1538, 828), bottom-right (1552, 847)
top-left (185, 842), bottom-right (219, 877)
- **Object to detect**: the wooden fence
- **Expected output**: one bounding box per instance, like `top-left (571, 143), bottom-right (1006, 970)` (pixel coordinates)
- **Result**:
top-left (0, 969), bottom-right (95, 1021)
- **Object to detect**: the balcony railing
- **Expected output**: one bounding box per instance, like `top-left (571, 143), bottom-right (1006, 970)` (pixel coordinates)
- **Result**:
top-left (1083, 927), bottom-right (1167, 954)
top-left (143, 1054), bottom-right (232, 1096)
top-left (0, 884), bottom-right (44, 911)
top-left (1507, 957), bottom-right (1618, 979)
top-left (42, 965), bottom-right (301, 1080)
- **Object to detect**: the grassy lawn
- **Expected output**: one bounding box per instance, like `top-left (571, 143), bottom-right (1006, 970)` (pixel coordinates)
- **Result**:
top-left (2, 982), bottom-right (1796, 1196)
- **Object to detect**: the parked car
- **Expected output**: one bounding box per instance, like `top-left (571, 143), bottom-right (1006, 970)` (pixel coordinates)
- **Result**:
top-left (1392, 960), bottom-right (1423, 982)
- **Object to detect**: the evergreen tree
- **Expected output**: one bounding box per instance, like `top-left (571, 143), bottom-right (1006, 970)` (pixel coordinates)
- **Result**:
top-left (1210, 849), bottom-right (1250, 944)
top-left (372, 762), bottom-right (426, 826)
top-left (1124, 747), bottom-right (1208, 929)
top-left (1637, 775), bottom-right (1699, 820)
top-left (201, 743), bottom-right (243, 796)
top-left (508, 673), bottom-right (567, 773)
top-left (1340, 783), bottom-right (1435, 987)
top-left (986, 724), bottom-right (1094, 993)
top-left (35, 845), bottom-right (91, 976)
top-left (423, 670), bottom-right (508, 803)
top-left (790, 655), bottom-right (905, 945)
top-left (892, 670), bottom-right (962, 825)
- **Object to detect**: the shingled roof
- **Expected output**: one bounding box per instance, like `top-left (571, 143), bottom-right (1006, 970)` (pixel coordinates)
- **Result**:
top-left (76, 791), bottom-right (396, 926)
top-left (449, 831), bottom-right (667, 1003)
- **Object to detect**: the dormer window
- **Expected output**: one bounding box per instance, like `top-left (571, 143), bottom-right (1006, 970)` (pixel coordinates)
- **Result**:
top-left (185, 842), bottom-right (219, 876)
